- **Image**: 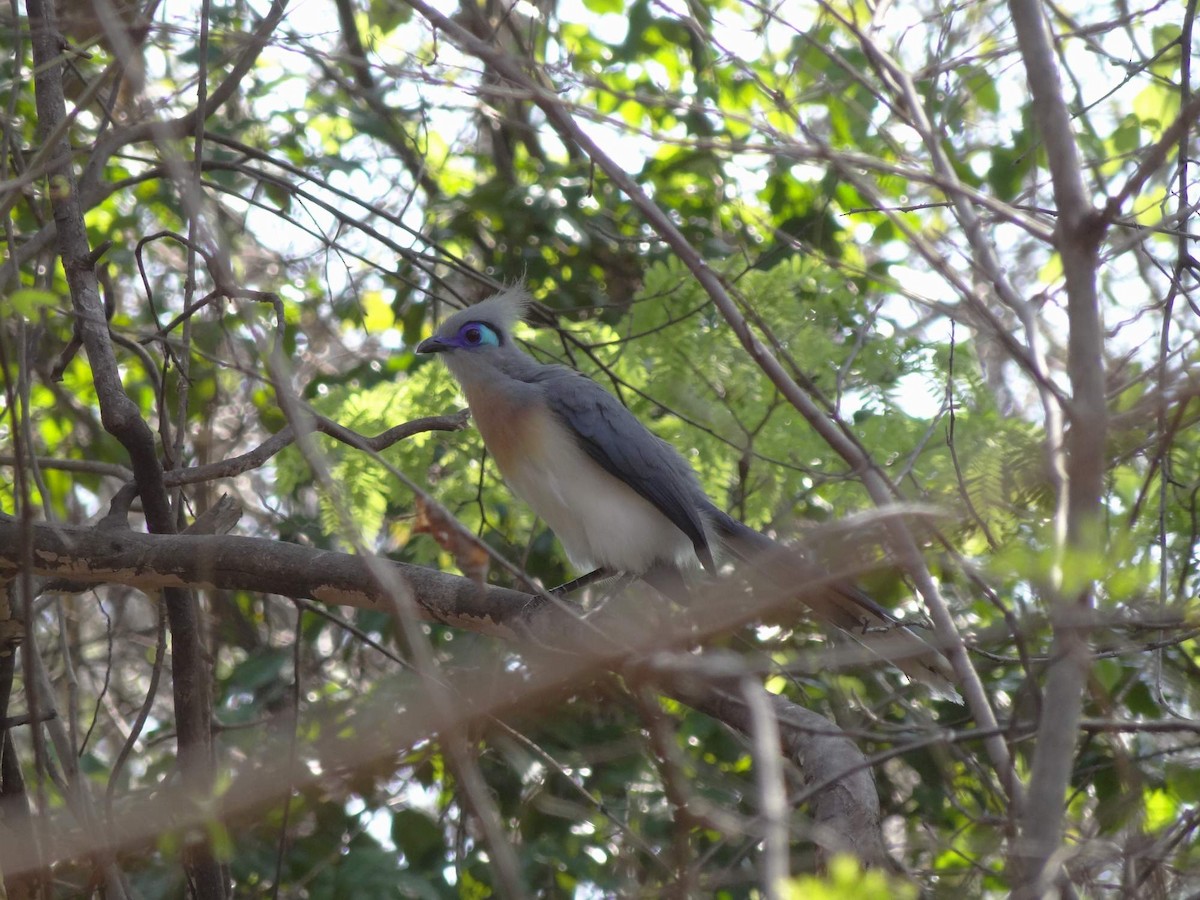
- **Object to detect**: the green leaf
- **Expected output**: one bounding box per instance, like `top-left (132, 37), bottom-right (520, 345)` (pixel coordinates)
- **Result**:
top-left (1, 287), bottom-right (58, 318)
top-left (582, 0), bottom-right (624, 12)
top-left (223, 649), bottom-right (289, 696)
top-left (781, 855), bottom-right (918, 899)
top-left (391, 808), bottom-right (444, 869)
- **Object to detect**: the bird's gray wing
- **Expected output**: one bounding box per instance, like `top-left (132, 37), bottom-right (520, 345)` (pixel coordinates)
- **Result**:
top-left (535, 368), bottom-right (716, 572)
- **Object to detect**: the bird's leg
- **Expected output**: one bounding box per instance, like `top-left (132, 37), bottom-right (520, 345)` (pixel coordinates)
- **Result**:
top-left (549, 567), bottom-right (616, 596)
top-left (587, 572), bottom-right (642, 610)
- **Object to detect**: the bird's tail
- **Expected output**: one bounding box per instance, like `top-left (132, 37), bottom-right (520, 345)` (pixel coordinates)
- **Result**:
top-left (705, 506), bottom-right (960, 701)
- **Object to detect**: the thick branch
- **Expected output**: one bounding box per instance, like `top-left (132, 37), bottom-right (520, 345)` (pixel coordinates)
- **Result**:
top-left (1008, 0), bottom-right (1107, 893)
top-left (0, 594), bottom-right (891, 882)
top-left (0, 518), bottom-right (543, 635)
top-left (23, 2), bottom-right (239, 892)
top-left (659, 668), bottom-right (888, 869)
top-left (0, 516), bottom-right (917, 868)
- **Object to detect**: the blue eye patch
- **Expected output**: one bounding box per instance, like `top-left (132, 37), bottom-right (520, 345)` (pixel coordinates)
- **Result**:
top-left (456, 322), bottom-right (501, 348)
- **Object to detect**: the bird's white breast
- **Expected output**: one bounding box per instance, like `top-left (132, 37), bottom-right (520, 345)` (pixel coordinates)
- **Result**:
top-left (467, 391), bottom-right (696, 573)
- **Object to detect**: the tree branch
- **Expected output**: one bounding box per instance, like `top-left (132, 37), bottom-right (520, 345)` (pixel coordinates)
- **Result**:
top-left (1008, 0), bottom-right (1107, 893)
top-left (657, 664), bottom-right (889, 870)
top-left (161, 411), bottom-right (470, 487)
top-left (24, 1), bottom-right (226, 892)
top-left (0, 515), bottom-right (933, 871)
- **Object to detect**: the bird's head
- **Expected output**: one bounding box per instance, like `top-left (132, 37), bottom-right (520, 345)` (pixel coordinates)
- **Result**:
top-left (416, 285), bottom-right (530, 359)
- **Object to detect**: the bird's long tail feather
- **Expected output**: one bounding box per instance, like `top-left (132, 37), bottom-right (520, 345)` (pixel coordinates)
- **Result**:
top-left (705, 506), bottom-right (960, 701)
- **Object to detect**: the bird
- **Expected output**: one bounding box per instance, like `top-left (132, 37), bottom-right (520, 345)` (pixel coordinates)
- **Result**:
top-left (416, 285), bottom-right (957, 697)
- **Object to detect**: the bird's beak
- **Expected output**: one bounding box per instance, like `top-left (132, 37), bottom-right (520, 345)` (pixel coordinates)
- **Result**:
top-left (416, 335), bottom-right (451, 354)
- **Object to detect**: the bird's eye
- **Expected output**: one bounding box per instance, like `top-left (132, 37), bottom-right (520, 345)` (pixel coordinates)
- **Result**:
top-left (457, 322), bottom-right (499, 348)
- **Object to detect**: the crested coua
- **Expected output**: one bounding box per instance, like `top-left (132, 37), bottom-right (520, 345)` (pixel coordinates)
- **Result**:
top-left (417, 285), bottom-right (957, 696)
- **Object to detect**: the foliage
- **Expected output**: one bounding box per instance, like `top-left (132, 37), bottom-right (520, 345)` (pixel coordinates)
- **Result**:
top-left (1, 0), bottom-right (1197, 895)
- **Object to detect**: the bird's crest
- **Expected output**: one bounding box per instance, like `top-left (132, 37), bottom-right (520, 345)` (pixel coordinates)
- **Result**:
top-left (439, 283), bottom-right (531, 339)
